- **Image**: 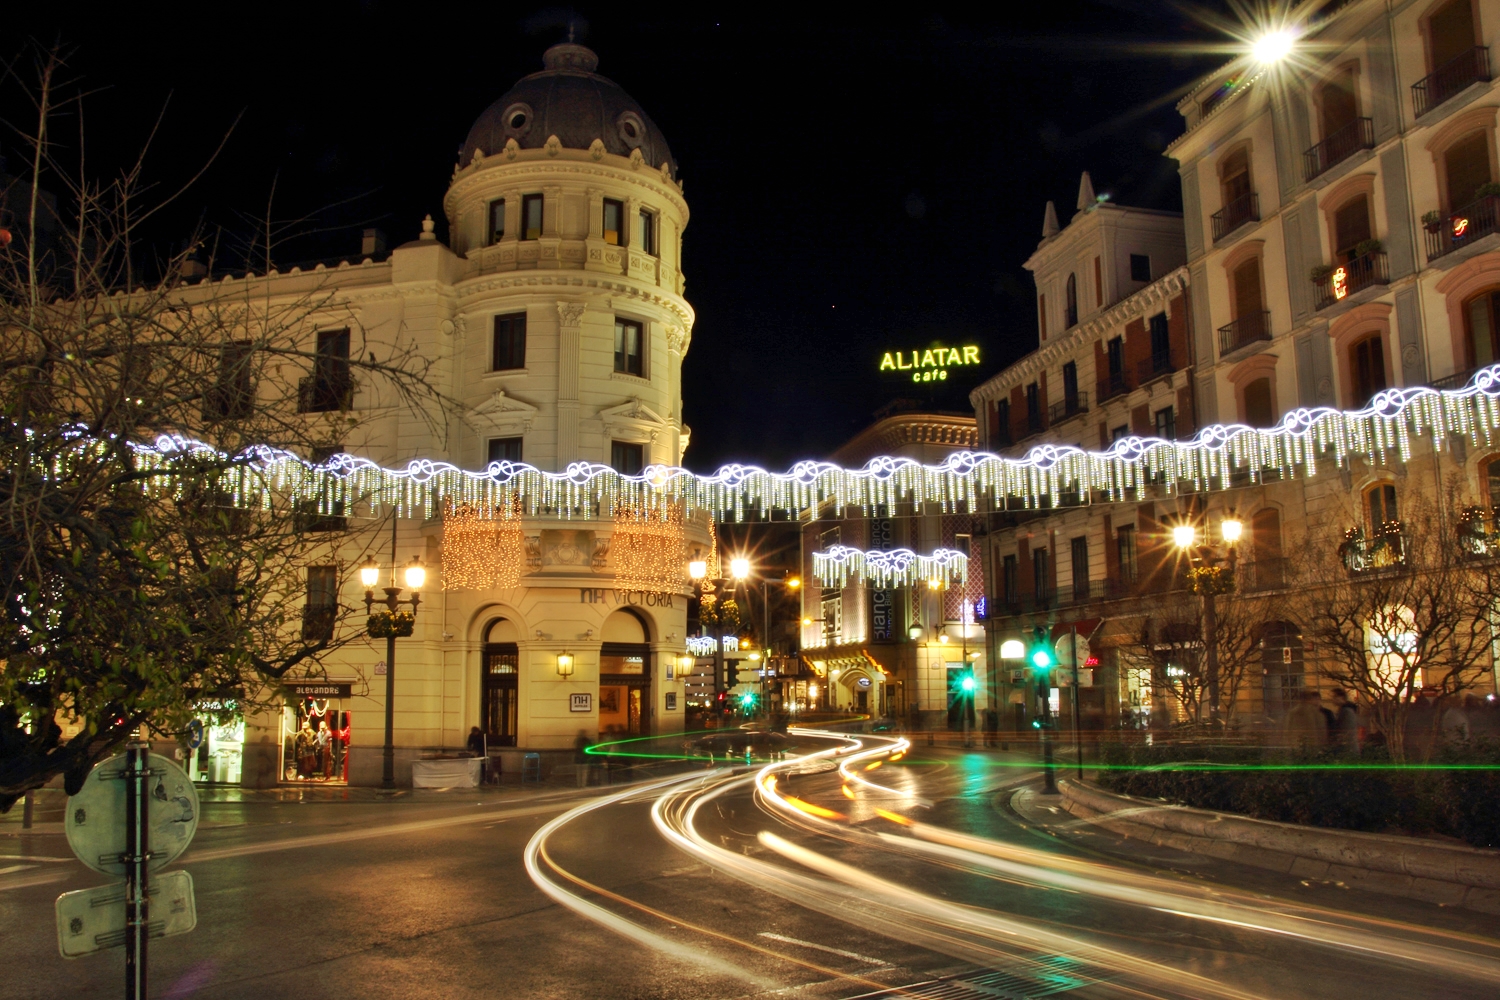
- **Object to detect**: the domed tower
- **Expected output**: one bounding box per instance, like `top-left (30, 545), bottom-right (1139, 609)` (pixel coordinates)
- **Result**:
top-left (444, 41), bottom-right (693, 472)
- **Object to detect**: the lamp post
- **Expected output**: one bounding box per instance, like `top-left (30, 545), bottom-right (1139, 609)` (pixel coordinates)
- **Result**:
top-left (361, 548), bottom-right (426, 790)
top-left (1172, 514), bottom-right (1242, 728)
top-left (756, 570), bottom-right (799, 717)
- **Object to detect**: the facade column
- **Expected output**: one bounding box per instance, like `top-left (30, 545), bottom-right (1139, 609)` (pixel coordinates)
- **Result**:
top-left (666, 325), bottom-right (688, 463)
top-left (556, 302), bottom-right (585, 466)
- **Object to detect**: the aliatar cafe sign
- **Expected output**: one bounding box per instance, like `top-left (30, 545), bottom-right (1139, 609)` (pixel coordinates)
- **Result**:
top-left (879, 345), bottom-right (982, 382)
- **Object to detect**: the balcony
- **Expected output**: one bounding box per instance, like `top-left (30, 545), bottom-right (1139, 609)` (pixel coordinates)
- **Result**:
top-left (1024, 409), bottom-right (1045, 436)
top-left (1136, 351), bottom-right (1177, 386)
top-left (1339, 524), bottom-right (1409, 575)
top-left (1413, 47), bottom-right (1491, 119)
top-left (1047, 391), bottom-right (1090, 425)
top-left (1313, 250), bottom-right (1389, 311)
top-left (1303, 117), bottom-right (1374, 181)
top-left (301, 605), bottom-right (337, 641)
top-left (1211, 192), bottom-right (1259, 243)
top-left (1429, 366), bottom-right (1484, 392)
top-left (1241, 557), bottom-right (1288, 592)
top-left (1217, 310), bottom-right (1271, 356)
top-left (1424, 193), bottom-right (1500, 262)
top-left (1096, 371), bottom-right (1131, 403)
top-left (1458, 507), bottom-right (1500, 558)
top-left (297, 370), bottom-right (355, 413)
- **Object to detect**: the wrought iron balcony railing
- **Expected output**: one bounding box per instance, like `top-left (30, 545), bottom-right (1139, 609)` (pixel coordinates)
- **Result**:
top-left (1217, 310), bottom-right (1271, 356)
top-left (297, 370), bottom-right (355, 413)
top-left (1211, 192), bottom-right (1259, 242)
top-left (1136, 351), bottom-right (1176, 385)
top-left (1413, 47), bottom-right (1491, 119)
top-left (1425, 194), bottom-right (1500, 261)
top-left (1047, 390), bottom-right (1090, 425)
top-left (301, 604), bottom-right (337, 641)
top-left (1314, 251), bottom-right (1389, 310)
top-left (1303, 117), bottom-right (1374, 181)
top-left (1339, 523), bottom-right (1409, 574)
top-left (1096, 371), bottom-right (1131, 403)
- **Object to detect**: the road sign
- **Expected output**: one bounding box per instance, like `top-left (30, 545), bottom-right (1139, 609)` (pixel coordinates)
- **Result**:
top-left (56, 871), bottom-right (197, 959)
top-left (185, 719), bottom-right (204, 750)
top-left (65, 753), bottom-right (199, 877)
top-left (1054, 632), bottom-right (1090, 669)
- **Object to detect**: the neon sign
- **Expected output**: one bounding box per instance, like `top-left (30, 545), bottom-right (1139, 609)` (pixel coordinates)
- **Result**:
top-left (879, 345), bottom-right (981, 382)
top-left (1331, 266), bottom-right (1348, 300)
top-left (1454, 216), bottom-right (1470, 239)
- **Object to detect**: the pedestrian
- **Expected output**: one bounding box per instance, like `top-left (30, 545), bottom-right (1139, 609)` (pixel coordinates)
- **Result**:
top-left (1284, 689), bottom-right (1327, 750)
top-left (466, 725), bottom-right (486, 757)
top-left (1330, 688), bottom-right (1360, 754)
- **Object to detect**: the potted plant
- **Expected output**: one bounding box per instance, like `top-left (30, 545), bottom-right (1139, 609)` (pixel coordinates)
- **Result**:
top-left (1476, 181), bottom-right (1500, 200)
top-left (1422, 210), bottom-right (1443, 233)
top-left (1309, 263), bottom-right (1335, 285)
top-left (1354, 237), bottom-right (1384, 258)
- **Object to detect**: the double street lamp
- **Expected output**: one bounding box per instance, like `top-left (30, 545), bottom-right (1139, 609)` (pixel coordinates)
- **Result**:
top-left (1172, 514), bottom-right (1242, 727)
top-left (360, 552), bottom-right (427, 789)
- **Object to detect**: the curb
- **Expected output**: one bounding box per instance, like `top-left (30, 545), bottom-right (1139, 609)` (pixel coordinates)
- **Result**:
top-left (1058, 779), bottom-right (1500, 915)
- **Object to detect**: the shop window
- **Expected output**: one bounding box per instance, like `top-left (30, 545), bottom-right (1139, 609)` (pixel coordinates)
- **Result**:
top-left (488, 199), bottom-right (505, 244)
top-left (601, 633), bottom-right (652, 737)
top-left (1333, 195), bottom-right (1373, 260)
top-left (487, 437), bottom-right (523, 465)
top-left (302, 565), bottom-right (337, 640)
top-left (1131, 254), bottom-right (1151, 282)
top-left (284, 698), bottom-right (350, 782)
top-left (1445, 131), bottom-right (1494, 210)
top-left (1032, 547), bottom-right (1050, 604)
top-left (1116, 525), bottom-right (1138, 584)
top-left (492, 312), bottom-right (526, 371)
top-left (1070, 536), bottom-right (1090, 599)
top-left (638, 209), bottom-right (657, 256)
top-left (1464, 289), bottom-right (1500, 368)
top-left (1065, 273), bottom-right (1079, 328)
top-left (1367, 482), bottom-right (1399, 531)
top-left (521, 193), bottom-right (543, 240)
top-left (614, 318), bottom-right (644, 376)
top-left (1243, 377), bottom-right (1275, 428)
top-left (611, 440), bottom-right (644, 475)
top-left (1351, 335), bottom-right (1388, 406)
top-left (1003, 554), bottom-right (1018, 605)
top-left (603, 198), bottom-right (624, 246)
top-left (189, 711), bottom-right (244, 785)
top-left (1154, 405), bottom-right (1176, 440)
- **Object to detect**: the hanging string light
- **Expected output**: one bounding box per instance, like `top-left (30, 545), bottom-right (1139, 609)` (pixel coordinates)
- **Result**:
top-left (812, 545), bottom-right (969, 590)
top-left (441, 499), bottom-right (525, 590)
top-left (92, 365), bottom-right (1500, 521)
top-left (611, 500), bottom-right (689, 594)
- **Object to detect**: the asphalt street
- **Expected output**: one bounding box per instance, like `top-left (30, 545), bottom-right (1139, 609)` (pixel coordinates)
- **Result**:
top-left (3, 734), bottom-right (1498, 1000)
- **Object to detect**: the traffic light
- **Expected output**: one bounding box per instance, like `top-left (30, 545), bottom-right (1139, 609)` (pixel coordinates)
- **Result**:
top-left (725, 662), bottom-right (739, 688)
top-left (739, 691), bottom-right (757, 712)
top-left (960, 673), bottom-right (976, 694)
top-left (1028, 626), bottom-right (1055, 676)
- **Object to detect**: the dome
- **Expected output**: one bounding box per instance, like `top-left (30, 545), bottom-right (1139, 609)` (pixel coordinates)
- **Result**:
top-left (459, 43), bottom-right (676, 174)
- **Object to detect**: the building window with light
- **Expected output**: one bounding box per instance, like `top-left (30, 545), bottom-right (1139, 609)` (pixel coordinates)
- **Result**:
top-left (614, 318), bottom-right (645, 376)
top-left (521, 193), bottom-right (544, 240)
top-left (1367, 482), bottom-right (1399, 533)
top-left (487, 437), bottom-right (523, 465)
top-left (611, 441), bottom-right (644, 475)
top-left (603, 199), bottom-right (625, 245)
top-left (492, 312), bottom-right (526, 371)
top-left (488, 199), bottom-right (505, 244)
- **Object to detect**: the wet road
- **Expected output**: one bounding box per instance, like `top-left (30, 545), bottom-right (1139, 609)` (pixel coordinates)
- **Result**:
top-left (3, 730), bottom-right (1498, 999)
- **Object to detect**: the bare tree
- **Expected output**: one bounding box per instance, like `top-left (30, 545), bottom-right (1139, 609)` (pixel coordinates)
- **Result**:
top-left (1292, 487), bottom-right (1489, 760)
top-left (1145, 586), bottom-right (1284, 728)
top-left (0, 47), bottom-right (447, 808)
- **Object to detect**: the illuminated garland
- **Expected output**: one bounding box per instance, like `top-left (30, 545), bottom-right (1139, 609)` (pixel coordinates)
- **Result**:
top-left (441, 500), bottom-right (524, 590)
top-left (686, 635), bottom-right (739, 656)
top-left (115, 366), bottom-right (1500, 521)
top-left (812, 546), bottom-right (969, 590)
top-left (611, 501), bottom-right (688, 594)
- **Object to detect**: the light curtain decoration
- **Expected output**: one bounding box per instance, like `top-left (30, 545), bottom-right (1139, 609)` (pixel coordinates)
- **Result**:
top-left (611, 501), bottom-right (688, 594)
top-left (98, 367), bottom-right (1500, 522)
top-left (812, 545), bottom-right (968, 590)
top-left (441, 500), bottom-right (525, 590)
top-left (686, 635), bottom-right (738, 656)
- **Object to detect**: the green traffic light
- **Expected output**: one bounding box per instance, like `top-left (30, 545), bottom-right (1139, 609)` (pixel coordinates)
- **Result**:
top-left (1031, 649), bottom-right (1053, 669)
top-left (960, 675), bottom-right (976, 692)
top-left (739, 692), bottom-right (756, 707)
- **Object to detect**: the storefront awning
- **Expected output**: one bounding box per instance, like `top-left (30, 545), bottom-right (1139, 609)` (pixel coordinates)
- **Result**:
top-left (801, 645), bottom-right (886, 681)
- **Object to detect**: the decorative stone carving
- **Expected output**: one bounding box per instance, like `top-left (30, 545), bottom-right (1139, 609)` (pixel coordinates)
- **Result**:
top-left (524, 536), bottom-right (542, 569)
top-left (470, 389), bottom-right (539, 433)
top-left (557, 301), bottom-right (586, 327)
top-left (628, 147), bottom-right (644, 171)
top-left (544, 134), bottom-right (562, 157)
top-left (591, 537), bottom-right (610, 569)
top-left (659, 162), bottom-right (672, 181)
top-left (665, 326), bottom-right (689, 356)
top-left (1402, 343), bottom-right (1420, 367)
top-left (588, 138), bottom-right (606, 161)
top-left (471, 148), bottom-right (485, 165)
top-left (504, 137), bottom-right (520, 161)
top-left (600, 396), bottom-right (670, 445)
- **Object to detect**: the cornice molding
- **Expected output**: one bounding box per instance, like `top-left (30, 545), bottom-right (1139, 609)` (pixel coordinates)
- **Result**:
top-left (445, 154), bottom-right (688, 220)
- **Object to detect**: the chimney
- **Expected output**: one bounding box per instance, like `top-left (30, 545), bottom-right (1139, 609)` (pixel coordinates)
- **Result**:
top-left (361, 228), bottom-right (387, 257)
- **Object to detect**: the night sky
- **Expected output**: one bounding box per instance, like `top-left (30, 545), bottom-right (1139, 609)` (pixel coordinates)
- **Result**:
top-left (5, 3), bottom-right (1236, 471)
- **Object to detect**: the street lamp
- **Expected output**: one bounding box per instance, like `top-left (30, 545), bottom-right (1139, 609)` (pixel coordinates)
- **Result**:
top-left (1172, 514), bottom-right (1243, 727)
top-left (363, 552), bottom-right (425, 789)
top-left (556, 651), bottom-right (575, 677)
top-left (1251, 27), bottom-right (1296, 65)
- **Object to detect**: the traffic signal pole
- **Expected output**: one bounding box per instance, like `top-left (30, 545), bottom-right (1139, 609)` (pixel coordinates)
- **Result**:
top-left (1029, 626), bottom-right (1058, 794)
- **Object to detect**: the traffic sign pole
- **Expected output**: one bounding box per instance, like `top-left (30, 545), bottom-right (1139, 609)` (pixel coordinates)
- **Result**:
top-left (124, 743), bottom-right (150, 1000)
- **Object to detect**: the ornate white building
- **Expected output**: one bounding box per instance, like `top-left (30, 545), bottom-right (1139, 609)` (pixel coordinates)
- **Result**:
top-left (215, 42), bottom-right (712, 786)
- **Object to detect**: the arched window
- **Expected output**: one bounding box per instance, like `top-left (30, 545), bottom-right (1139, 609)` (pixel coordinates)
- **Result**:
top-left (600, 609), bottom-right (652, 737)
top-left (1463, 289), bottom-right (1500, 368)
top-left (1332, 194), bottom-right (1374, 262)
top-left (1243, 377), bottom-right (1274, 427)
top-left (1251, 508), bottom-right (1283, 588)
top-left (1065, 273), bottom-right (1079, 328)
top-left (1366, 482), bottom-right (1399, 532)
top-left (1350, 333), bottom-right (1388, 406)
top-left (482, 617), bottom-right (520, 747)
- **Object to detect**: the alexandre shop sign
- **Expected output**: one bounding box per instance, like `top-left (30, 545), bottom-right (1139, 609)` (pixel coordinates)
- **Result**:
top-left (879, 345), bottom-right (982, 382)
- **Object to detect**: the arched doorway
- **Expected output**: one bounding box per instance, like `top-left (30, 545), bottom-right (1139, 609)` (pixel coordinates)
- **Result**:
top-left (483, 618), bottom-right (519, 746)
top-left (600, 609), bottom-right (652, 737)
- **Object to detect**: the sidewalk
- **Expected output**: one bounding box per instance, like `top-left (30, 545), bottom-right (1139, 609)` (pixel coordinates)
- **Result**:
top-left (1009, 780), bottom-right (1499, 934)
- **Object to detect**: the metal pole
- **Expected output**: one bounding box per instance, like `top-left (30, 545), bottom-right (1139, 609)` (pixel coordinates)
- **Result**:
top-left (1040, 677), bottom-right (1057, 794)
top-left (1203, 587), bottom-right (1220, 727)
top-left (124, 742), bottom-right (150, 1000)
top-left (1071, 624), bottom-right (1083, 779)
top-left (21, 789), bottom-right (32, 829)
top-left (382, 516), bottom-right (398, 789)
